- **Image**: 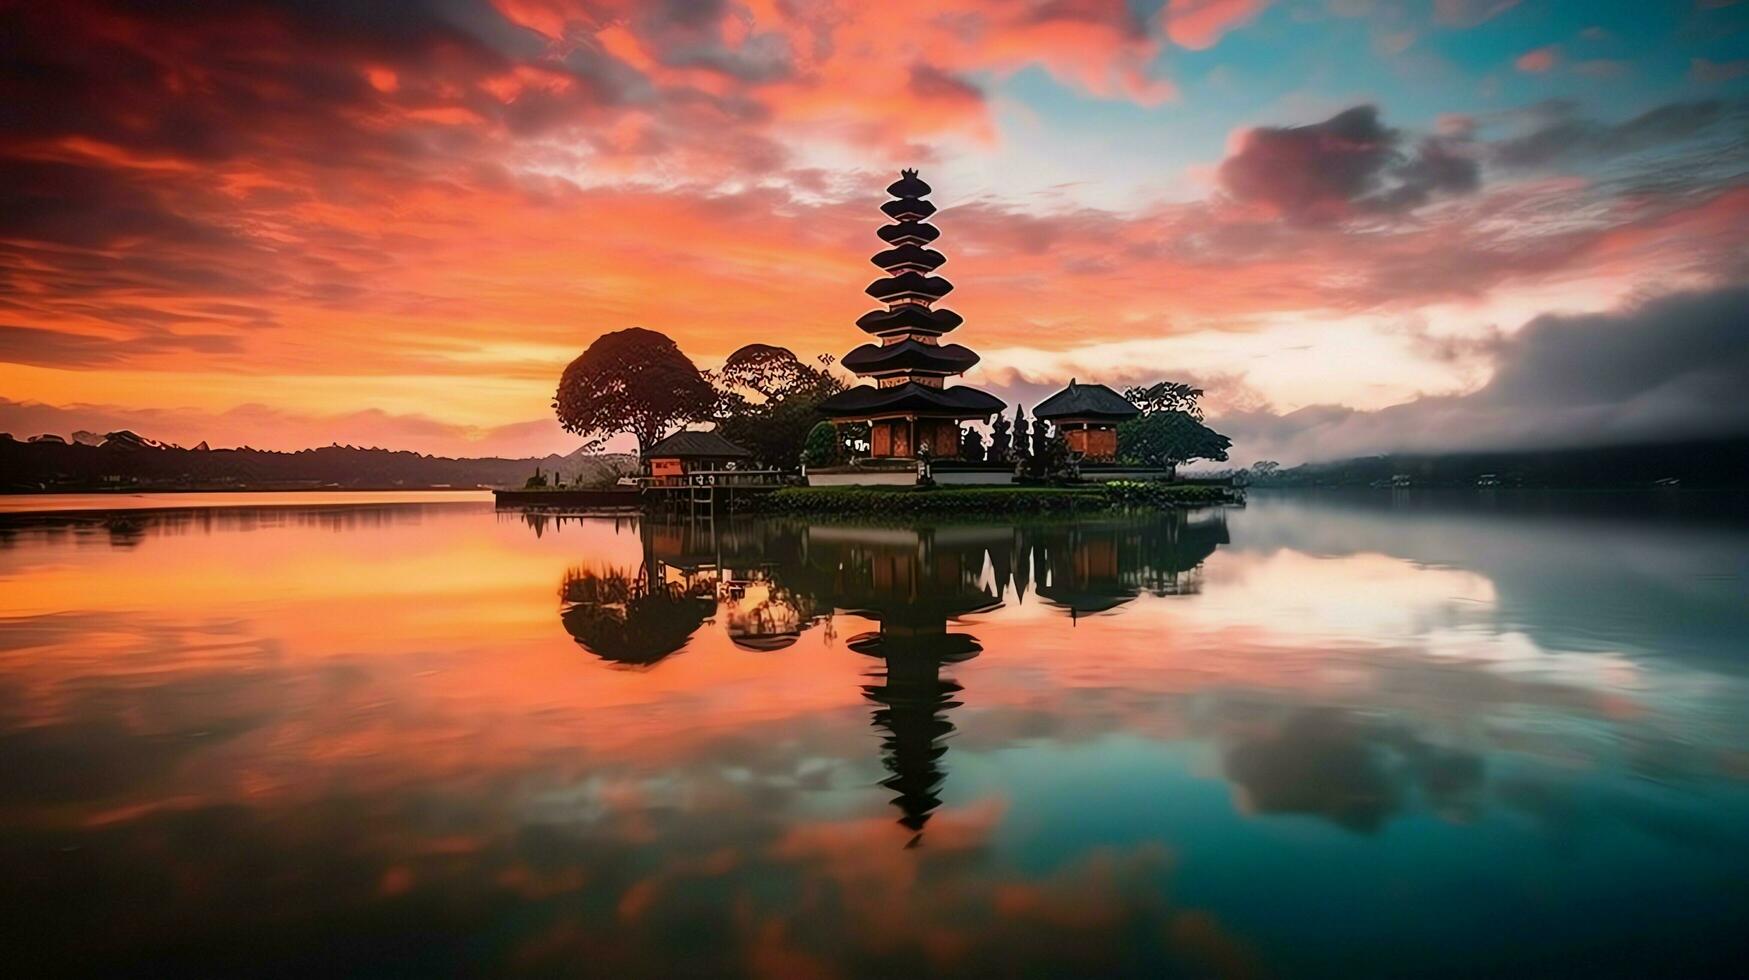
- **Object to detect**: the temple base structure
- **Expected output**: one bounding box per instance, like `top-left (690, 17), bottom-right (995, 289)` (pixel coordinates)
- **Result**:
top-left (804, 458), bottom-right (1018, 487)
top-left (867, 416), bottom-right (963, 460)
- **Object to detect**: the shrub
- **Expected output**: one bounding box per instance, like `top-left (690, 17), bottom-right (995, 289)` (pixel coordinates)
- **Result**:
top-left (1101, 480), bottom-right (1231, 507)
top-left (801, 421), bottom-right (839, 468)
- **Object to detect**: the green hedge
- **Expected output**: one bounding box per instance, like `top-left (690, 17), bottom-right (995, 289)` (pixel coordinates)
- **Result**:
top-left (748, 482), bottom-right (1232, 516)
top-left (1100, 480), bottom-right (1232, 507)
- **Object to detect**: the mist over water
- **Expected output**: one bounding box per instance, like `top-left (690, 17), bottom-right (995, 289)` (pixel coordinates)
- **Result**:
top-left (2, 492), bottom-right (1746, 977)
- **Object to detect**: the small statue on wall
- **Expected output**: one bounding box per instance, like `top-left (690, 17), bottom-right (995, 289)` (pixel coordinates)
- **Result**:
top-left (960, 426), bottom-right (985, 463)
top-left (990, 413), bottom-right (1011, 464)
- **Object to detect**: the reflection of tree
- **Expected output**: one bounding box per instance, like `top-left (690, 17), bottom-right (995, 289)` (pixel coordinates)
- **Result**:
top-left (1028, 510), bottom-right (1230, 617)
top-left (551, 515), bottom-right (834, 665)
top-left (106, 516), bottom-right (147, 548)
top-left (558, 566), bottom-right (714, 667)
top-left (1132, 509), bottom-right (1227, 597)
top-left (1225, 708), bottom-right (1483, 833)
top-left (514, 510), bottom-right (638, 539)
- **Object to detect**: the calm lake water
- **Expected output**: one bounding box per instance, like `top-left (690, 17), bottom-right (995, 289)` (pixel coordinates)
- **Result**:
top-left (3, 491), bottom-right (1746, 977)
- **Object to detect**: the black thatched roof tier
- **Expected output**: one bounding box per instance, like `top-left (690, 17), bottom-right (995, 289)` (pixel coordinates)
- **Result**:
top-left (886, 170), bottom-right (933, 199)
top-left (644, 429), bottom-right (752, 459)
top-left (841, 340), bottom-right (979, 375)
top-left (1033, 380), bottom-right (1140, 421)
top-left (881, 197), bottom-right (936, 221)
top-left (847, 630), bottom-right (983, 661)
top-left (820, 382), bottom-right (1005, 419)
top-left (878, 222), bottom-right (939, 246)
top-left (871, 244), bottom-right (945, 274)
top-left (866, 271), bottom-right (952, 303)
top-left (856, 305), bottom-right (962, 335)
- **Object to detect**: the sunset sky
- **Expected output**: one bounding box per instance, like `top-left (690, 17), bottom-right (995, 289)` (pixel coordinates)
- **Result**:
top-left (4, 0), bottom-right (1747, 464)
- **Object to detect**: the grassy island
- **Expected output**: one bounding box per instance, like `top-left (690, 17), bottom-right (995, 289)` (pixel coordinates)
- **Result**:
top-left (746, 481), bottom-right (1237, 516)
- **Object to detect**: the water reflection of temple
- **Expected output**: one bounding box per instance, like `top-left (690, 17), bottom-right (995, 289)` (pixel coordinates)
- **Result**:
top-left (806, 526), bottom-right (1004, 841)
top-left (530, 510), bottom-right (1228, 836)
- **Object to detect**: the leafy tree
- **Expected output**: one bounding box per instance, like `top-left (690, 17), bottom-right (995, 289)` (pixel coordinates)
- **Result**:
top-left (1011, 404), bottom-right (1030, 459)
top-left (1115, 378), bottom-right (1231, 474)
top-left (708, 344), bottom-right (845, 469)
top-left (1117, 411), bottom-right (1232, 473)
top-left (714, 344), bottom-right (835, 401)
top-left (1124, 381), bottom-right (1207, 420)
top-left (554, 327), bottom-right (715, 456)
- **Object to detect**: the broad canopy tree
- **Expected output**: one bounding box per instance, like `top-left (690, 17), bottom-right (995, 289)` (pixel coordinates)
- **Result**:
top-left (712, 344), bottom-right (834, 402)
top-left (554, 327), bottom-right (716, 456)
top-left (709, 344), bottom-right (844, 468)
top-left (1117, 380), bottom-right (1232, 473)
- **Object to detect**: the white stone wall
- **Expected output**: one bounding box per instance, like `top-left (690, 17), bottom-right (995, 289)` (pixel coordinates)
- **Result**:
top-left (931, 469), bottom-right (1016, 485)
top-left (1077, 468), bottom-right (1174, 482)
top-left (805, 470), bottom-right (919, 487)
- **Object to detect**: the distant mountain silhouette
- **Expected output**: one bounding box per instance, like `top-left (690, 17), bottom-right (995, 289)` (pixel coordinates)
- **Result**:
top-left (1248, 436), bottom-right (1749, 490)
top-left (0, 431), bottom-right (632, 491)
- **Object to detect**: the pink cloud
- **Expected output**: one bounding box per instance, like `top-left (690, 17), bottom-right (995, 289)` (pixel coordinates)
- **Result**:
top-left (1515, 45), bottom-right (1558, 73)
top-left (1165, 0), bottom-right (1270, 51)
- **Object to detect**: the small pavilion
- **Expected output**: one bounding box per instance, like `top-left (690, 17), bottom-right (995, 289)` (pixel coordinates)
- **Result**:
top-left (643, 430), bottom-right (751, 482)
top-left (1032, 380), bottom-right (1139, 463)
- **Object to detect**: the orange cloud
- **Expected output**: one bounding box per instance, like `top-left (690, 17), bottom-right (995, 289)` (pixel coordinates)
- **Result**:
top-left (2, 3), bottom-right (1743, 456)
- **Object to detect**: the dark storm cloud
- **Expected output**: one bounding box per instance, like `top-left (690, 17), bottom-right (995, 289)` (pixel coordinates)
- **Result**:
top-left (1213, 284), bottom-right (1749, 464)
top-left (1218, 106), bottom-right (1481, 222)
top-left (0, 0), bottom-right (646, 347)
top-left (0, 0), bottom-right (640, 169)
top-left (0, 162), bottom-right (246, 253)
top-left (1483, 286), bottom-right (1749, 408)
top-left (0, 156), bottom-right (367, 328)
top-left (1492, 99), bottom-right (1741, 169)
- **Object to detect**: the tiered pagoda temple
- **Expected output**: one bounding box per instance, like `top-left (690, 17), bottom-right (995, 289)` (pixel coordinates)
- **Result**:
top-left (818, 170), bottom-right (1004, 459)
